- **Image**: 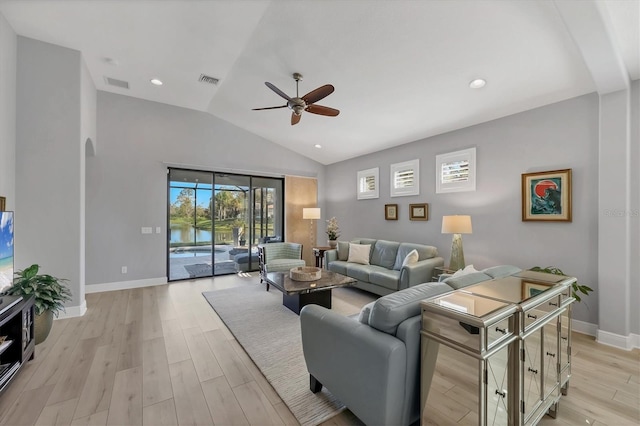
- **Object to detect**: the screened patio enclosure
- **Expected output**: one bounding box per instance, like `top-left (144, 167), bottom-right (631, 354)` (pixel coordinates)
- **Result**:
top-left (168, 168), bottom-right (283, 281)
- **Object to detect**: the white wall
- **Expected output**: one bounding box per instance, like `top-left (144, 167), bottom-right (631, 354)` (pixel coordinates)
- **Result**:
top-left (0, 13), bottom-right (16, 210)
top-left (86, 91), bottom-right (325, 286)
top-left (326, 93), bottom-right (600, 325)
top-left (631, 80), bottom-right (640, 336)
top-left (15, 37), bottom-right (84, 311)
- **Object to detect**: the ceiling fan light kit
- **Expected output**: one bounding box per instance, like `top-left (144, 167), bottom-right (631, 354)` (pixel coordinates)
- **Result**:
top-left (253, 73), bottom-right (340, 125)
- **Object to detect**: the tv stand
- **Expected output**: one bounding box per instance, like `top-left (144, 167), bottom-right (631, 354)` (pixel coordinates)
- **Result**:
top-left (0, 295), bottom-right (35, 395)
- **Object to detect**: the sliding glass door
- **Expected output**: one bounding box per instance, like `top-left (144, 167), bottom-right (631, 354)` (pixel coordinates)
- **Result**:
top-left (168, 169), bottom-right (214, 280)
top-left (168, 168), bottom-right (283, 281)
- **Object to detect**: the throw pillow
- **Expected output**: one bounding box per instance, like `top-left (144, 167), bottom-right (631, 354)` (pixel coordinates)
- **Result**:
top-left (402, 249), bottom-right (419, 267)
top-left (451, 264), bottom-right (478, 278)
top-left (347, 243), bottom-right (371, 265)
top-left (337, 241), bottom-right (350, 261)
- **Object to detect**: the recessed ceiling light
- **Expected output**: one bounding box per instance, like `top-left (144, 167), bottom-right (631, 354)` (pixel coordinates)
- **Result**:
top-left (469, 79), bottom-right (486, 89)
top-left (150, 78), bottom-right (163, 86)
top-left (314, 144), bottom-right (322, 149)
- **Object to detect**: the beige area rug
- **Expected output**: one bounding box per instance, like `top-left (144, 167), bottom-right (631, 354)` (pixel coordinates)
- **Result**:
top-left (202, 281), bottom-right (376, 426)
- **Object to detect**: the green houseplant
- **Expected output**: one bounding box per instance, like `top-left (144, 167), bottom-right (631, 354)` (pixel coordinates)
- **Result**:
top-left (6, 264), bottom-right (72, 344)
top-left (529, 266), bottom-right (593, 302)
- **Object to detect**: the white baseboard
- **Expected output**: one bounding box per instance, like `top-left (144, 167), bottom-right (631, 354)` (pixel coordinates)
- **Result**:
top-left (571, 318), bottom-right (598, 336)
top-left (55, 299), bottom-right (87, 319)
top-left (85, 277), bottom-right (168, 294)
top-left (596, 329), bottom-right (640, 351)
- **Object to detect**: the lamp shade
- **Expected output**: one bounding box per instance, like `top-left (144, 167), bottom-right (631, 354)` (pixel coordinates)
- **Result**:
top-left (303, 208), bottom-right (321, 220)
top-left (442, 215), bottom-right (472, 234)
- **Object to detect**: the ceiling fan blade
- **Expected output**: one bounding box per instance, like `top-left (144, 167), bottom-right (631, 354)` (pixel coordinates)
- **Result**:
top-left (302, 84), bottom-right (334, 105)
top-left (291, 112), bottom-right (301, 125)
top-left (306, 104), bottom-right (340, 117)
top-left (252, 105), bottom-right (287, 111)
top-left (265, 82), bottom-right (292, 101)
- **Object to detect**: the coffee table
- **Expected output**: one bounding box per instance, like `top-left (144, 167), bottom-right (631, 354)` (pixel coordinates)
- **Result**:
top-left (264, 270), bottom-right (357, 314)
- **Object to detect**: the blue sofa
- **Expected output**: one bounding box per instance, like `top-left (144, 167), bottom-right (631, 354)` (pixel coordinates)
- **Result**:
top-left (300, 264), bottom-right (522, 426)
top-left (324, 238), bottom-right (444, 296)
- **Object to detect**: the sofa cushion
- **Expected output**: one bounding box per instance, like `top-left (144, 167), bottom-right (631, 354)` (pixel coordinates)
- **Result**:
top-left (443, 271), bottom-right (493, 289)
top-left (348, 244), bottom-right (371, 265)
top-left (393, 243), bottom-right (438, 270)
top-left (402, 249), bottom-right (419, 267)
top-left (346, 263), bottom-right (374, 282)
top-left (368, 267), bottom-right (402, 291)
top-left (371, 240), bottom-right (400, 269)
top-left (353, 238), bottom-right (377, 248)
top-left (369, 282), bottom-right (453, 335)
top-left (328, 260), bottom-right (349, 275)
top-left (483, 265), bottom-right (521, 279)
top-left (264, 258), bottom-right (306, 273)
top-left (337, 241), bottom-right (350, 261)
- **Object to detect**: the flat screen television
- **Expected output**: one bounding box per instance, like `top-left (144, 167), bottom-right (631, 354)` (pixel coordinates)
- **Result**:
top-left (0, 211), bottom-right (14, 294)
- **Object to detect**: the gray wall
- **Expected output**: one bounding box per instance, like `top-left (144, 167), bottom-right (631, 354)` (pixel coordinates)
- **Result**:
top-left (0, 13), bottom-right (16, 209)
top-left (325, 93), bottom-right (600, 325)
top-left (632, 80), bottom-right (640, 335)
top-left (86, 91), bottom-right (325, 286)
top-left (15, 37), bottom-right (84, 308)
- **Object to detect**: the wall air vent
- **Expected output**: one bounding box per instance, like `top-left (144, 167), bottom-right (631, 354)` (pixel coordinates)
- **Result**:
top-left (104, 77), bottom-right (129, 89)
top-left (198, 74), bottom-right (219, 85)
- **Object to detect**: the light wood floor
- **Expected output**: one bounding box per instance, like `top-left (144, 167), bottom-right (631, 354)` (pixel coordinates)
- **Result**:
top-left (0, 274), bottom-right (637, 426)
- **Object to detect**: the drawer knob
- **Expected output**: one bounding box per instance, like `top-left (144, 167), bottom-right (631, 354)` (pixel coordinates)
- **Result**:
top-left (527, 313), bottom-right (537, 320)
top-left (549, 302), bottom-right (558, 307)
top-left (527, 367), bottom-right (538, 375)
top-left (495, 327), bottom-right (506, 335)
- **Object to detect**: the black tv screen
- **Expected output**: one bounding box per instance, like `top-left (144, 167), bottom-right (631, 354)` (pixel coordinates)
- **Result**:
top-left (0, 211), bottom-right (14, 294)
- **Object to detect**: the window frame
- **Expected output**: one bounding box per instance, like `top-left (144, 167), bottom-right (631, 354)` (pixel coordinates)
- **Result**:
top-left (390, 159), bottom-right (420, 197)
top-left (357, 167), bottom-right (379, 200)
top-left (435, 147), bottom-right (477, 193)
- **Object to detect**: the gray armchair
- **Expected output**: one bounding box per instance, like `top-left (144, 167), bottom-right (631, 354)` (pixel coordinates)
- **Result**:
top-left (300, 281), bottom-right (453, 426)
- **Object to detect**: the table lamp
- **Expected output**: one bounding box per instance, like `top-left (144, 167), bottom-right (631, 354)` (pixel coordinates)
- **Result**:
top-left (441, 215), bottom-right (472, 271)
top-left (302, 207), bottom-right (321, 248)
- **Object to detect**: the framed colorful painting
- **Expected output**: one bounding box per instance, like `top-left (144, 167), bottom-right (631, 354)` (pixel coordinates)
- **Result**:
top-left (521, 169), bottom-right (572, 222)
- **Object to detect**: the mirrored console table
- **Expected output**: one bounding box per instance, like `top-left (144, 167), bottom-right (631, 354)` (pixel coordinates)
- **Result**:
top-left (420, 271), bottom-right (575, 425)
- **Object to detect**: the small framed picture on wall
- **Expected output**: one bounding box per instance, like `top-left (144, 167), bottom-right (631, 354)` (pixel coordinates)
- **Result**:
top-left (385, 204), bottom-right (398, 220)
top-left (409, 203), bottom-right (428, 221)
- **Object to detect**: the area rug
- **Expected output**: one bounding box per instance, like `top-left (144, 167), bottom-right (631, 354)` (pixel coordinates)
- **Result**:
top-left (202, 283), bottom-right (375, 426)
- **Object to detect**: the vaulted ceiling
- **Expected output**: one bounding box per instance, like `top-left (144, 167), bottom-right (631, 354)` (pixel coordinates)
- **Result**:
top-left (1, 0), bottom-right (637, 165)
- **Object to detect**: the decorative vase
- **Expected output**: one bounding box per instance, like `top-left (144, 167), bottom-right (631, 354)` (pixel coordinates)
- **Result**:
top-left (328, 240), bottom-right (338, 249)
top-left (34, 310), bottom-right (54, 345)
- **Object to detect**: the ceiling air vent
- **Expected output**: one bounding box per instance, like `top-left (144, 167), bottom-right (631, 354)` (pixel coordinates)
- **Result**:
top-left (198, 74), bottom-right (219, 85)
top-left (104, 77), bottom-right (129, 89)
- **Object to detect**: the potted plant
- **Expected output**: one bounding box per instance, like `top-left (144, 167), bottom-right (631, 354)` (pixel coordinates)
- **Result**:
top-left (529, 266), bottom-right (593, 302)
top-left (326, 217), bottom-right (341, 248)
top-left (5, 264), bottom-right (72, 344)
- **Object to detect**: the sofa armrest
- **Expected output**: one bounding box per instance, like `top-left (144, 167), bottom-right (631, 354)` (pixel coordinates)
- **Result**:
top-left (399, 256), bottom-right (444, 289)
top-left (324, 249), bottom-right (338, 265)
top-left (300, 304), bottom-right (407, 425)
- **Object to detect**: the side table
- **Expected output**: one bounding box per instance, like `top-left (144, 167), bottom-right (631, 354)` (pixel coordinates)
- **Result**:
top-left (312, 246), bottom-right (332, 268)
top-left (431, 266), bottom-right (456, 281)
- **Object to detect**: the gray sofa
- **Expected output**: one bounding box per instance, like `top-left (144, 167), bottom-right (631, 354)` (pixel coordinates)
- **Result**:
top-left (300, 264), bottom-right (521, 426)
top-left (324, 238), bottom-right (444, 296)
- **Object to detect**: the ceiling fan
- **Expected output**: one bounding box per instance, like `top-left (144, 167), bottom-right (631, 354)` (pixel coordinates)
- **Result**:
top-left (252, 73), bottom-right (340, 125)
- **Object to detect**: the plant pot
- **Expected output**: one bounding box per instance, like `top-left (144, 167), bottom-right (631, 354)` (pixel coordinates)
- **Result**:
top-left (34, 310), bottom-right (54, 345)
top-left (328, 240), bottom-right (338, 249)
